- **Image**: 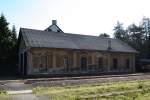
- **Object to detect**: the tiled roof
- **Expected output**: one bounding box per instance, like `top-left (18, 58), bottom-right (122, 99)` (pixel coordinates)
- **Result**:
top-left (20, 28), bottom-right (138, 53)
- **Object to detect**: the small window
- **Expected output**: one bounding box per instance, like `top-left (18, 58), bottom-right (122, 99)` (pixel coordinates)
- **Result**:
top-left (113, 58), bottom-right (118, 70)
top-left (126, 59), bottom-right (130, 69)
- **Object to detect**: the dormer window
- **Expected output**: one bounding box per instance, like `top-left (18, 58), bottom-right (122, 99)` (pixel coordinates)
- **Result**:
top-left (48, 29), bottom-right (51, 32)
top-left (57, 30), bottom-right (61, 32)
top-left (45, 20), bottom-right (64, 33)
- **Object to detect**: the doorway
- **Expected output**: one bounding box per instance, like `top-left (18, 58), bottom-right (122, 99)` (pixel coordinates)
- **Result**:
top-left (113, 58), bottom-right (118, 70)
top-left (81, 57), bottom-right (87, 70)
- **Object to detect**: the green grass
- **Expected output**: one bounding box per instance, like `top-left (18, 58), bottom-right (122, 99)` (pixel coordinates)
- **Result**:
top-left (33, 80), bottom-right (150, 100)
top-left (0, 95), bottom-right (11, 100)
top-left (0, 90), bottom-right (7, 95)
top-left (0, 91), bottom-right (11, 100)
top-left (99, 89), bottom-right (150, 100)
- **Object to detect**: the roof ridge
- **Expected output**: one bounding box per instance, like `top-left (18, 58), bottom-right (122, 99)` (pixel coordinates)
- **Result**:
top-left (20, 28), bottom-right (114, 39)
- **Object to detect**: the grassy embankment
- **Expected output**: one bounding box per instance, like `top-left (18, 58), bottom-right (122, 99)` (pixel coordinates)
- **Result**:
top-left (0, 90), bottom-right (10, 100)
top-left (33, 80), bottom-right (150, 100)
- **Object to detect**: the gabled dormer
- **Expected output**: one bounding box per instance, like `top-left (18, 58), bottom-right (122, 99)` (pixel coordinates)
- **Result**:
top-left (45, 20), bottom-right (64, 33)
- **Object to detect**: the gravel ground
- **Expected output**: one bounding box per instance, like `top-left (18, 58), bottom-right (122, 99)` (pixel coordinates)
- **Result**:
top-left (0, 73), bottom-right (150, 91)
top-left (0, 94), bottom-right (49, 100)
top-left (11, 94), bottom-right (49, 100)
top-left (0, 82), bottom-right (32, 91)
top-left (0, 73), bottom-right (150, 100)
top-left (31, 73), bottom-right (150, 87)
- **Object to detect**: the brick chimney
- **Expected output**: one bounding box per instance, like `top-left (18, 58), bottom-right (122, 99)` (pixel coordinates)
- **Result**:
top-left (52, 20), bottom-right (57, 25)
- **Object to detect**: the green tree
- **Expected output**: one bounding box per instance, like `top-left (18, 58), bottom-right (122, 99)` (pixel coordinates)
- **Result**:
top-left (11, 25), bottom-right (17, 47)
top-left (140, 17), bottom-right (150, 58)
top-left (113, 21), bottom-right (127, 41)
top-left (99, 33), bottom-right (110, 37)
top-left (0, 14), bottom-right (12, 58)
top-left (0, 14), bottom-right (17, 75)
top-left (128, 24), bottom-right (144, 49)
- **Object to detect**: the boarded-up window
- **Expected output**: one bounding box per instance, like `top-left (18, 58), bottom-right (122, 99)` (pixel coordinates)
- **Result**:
top-left (33, 56), bottom-right (41, 68)
top-left (39, 56), bottom-right (47, 72)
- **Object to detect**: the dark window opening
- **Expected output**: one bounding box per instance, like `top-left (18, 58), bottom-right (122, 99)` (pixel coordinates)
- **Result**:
top-left (20, 53), bottom-right (23, 75)
top-left (48, 29), bottom-right (52, 32)
top-left (20, 54), bottom-right (23, 67)
top-left (64, 57), bottom-right (68, 65)
top-left (98, 57), bottom-right (103, 68)
top-left (57, 30), bottom-right (61, 32)
top-left (23, 52), bottom-right (27, 75)
top-left (126, 59), bottom-right (130, 69)
top-left (113, 58), bottom-right (118, 70)
top-left (64, 57), bottom-right (69, 71)
top-left (81, 57), bottom-right (87, 70)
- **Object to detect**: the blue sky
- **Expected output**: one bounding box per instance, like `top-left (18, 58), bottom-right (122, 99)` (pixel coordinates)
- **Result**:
top-left (1, 0), bottom-right (150, 37)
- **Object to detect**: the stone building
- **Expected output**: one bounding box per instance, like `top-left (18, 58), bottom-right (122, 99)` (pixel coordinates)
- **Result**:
top-left (18, 20), bottom-right (138, 76)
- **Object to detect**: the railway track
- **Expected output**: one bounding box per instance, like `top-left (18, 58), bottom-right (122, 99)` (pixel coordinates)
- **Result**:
top-left (1, 73), bottom-right (150, 91)
top-left (0, 72), bottom-right (150, 83)
top-left (25, 72), bottom-right (150, 83)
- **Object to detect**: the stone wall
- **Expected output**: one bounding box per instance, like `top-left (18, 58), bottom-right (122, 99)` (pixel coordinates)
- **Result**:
top-left (27, 48), bottom-right (135, 75)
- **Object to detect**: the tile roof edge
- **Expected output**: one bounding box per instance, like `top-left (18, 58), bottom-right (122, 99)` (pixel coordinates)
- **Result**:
top-left (20, 28), bottom-right (114, 39)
